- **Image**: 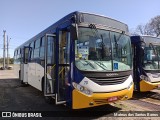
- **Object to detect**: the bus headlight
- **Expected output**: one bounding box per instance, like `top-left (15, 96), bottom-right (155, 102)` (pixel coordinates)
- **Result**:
top-left (72, 82), bottom-right (92, 95)
top-left (127, 81), bottom-right (133, 89)
top-left (140, 75), bottom-right (151, 82)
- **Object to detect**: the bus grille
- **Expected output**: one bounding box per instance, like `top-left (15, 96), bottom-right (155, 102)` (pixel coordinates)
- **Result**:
top-left (89, 76), bottom-right (129, 85)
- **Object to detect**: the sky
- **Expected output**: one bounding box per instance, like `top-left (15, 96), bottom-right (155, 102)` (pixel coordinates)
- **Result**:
top-left (0, 0), bottom-right (160, 58)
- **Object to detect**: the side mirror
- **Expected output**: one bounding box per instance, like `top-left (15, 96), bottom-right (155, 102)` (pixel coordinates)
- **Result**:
top-left (70, 24), bottom-right (78, 40)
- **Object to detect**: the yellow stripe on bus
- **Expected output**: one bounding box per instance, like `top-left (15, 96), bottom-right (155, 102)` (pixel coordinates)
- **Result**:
top-left (46, 64), bottom-right (66, 76)
top-left (46, 64), bottom-right (56, 75)
top-left (58, 67), bottom-right (65, 75)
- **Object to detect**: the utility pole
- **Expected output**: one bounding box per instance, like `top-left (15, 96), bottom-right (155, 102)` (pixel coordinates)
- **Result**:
top-left (7, 35), bottom-right (9, 68)
top-left (3, 30), bottom-right (6, 69)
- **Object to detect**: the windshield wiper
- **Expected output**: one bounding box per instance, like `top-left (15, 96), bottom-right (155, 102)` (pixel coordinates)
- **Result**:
top-left (95, 61), bottom-right (108, 70)
top-left (115, 31), bottom-right (125, 43)
top-left (149, 43), bottom-right (158, 55)
top-left (89, 24), bottom-right (106, 59)
top-left (100, 35), bottom-right (106, 59)
top-left (85, 61), bottom-right (95, 69)
top-left (114, 31), bottom-right (125, 54)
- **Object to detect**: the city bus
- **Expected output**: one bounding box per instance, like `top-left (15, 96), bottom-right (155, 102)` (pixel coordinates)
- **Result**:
top-left (131, 35), bottom-right (160, 92)
top-left (14, 11), bottom-right (133, 109)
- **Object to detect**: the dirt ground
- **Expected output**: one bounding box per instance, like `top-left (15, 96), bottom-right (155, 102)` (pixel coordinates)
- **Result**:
top-left (0, 69), bottom-right (160, 120)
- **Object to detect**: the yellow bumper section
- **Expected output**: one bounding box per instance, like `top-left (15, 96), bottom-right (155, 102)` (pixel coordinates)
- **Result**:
top-left (72, 84), bottom-right (133, 109)
top-left (140, 80), bottom-right (160, 92)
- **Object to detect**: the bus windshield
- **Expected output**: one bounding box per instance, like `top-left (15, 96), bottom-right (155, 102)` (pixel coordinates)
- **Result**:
top-left (143, 45), bottom-right (160, 70)
top-left (75, 27), bottom-right (132, 71)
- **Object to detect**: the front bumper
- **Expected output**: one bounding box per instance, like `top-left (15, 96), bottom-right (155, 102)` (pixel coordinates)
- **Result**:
top-left (72, 84), bottom-right (133, 109)
top-left (140, 80), bottom-right (160, 92)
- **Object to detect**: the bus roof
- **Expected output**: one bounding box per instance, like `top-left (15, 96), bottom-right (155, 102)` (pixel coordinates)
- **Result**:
top-left (131, 35), bottom-right (160, 45)
top-left (142, 35), bottom-right (160, 45)
top-left (15, 11), bottom-right (129, 51)
top-left (80, 12), bottom-right (128, 32)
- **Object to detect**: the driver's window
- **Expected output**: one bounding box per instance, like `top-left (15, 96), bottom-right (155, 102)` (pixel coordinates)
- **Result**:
top-left (145, 48), bottom-right (156, 61)
top-left (24, 48), bottom-right (29, 63)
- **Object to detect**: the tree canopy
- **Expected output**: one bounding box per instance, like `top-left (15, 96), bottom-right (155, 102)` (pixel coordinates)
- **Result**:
top-left (133, 15), bottom-right (160, 37)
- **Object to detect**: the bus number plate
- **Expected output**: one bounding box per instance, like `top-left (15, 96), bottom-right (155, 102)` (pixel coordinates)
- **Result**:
top-left (108, 96), bottom-right (118, 102)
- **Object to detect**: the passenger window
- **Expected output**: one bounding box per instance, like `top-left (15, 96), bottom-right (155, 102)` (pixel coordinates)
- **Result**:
top-left (34, 48), bottom-right (40, 58)
top-left (59, 31), bottom-right (70, 64)
top-left (30, 42), bottom-right (34, 48)
top-left (40, 36), bottom-right (45, 58)
top-left (35, 39), bottom-right (40, 48)
top-left (14, 51), bottom-right (16, 56)
top-left (41, 36), bottom-right (45, 47)
top-left (47, 36), bottom-right (54, 64)
top-left (19, 49), bottom-right (21, 54)
top-left (24, 47), bottom-right (29, 63)
top-left (30, 42), bottom-right (34, 59)
top-left (40, 47), bottom-right (45, 58)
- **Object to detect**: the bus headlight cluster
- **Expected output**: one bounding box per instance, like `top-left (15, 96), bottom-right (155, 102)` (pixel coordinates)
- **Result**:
top-left (72, 82), bottom-right (92, 96)
top-left (127, 81), bottom-right (133, 89)
top-left (140, 75), bottom-right (151, 82)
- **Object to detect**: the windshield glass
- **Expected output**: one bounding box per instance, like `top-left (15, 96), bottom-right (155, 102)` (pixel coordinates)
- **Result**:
top-left (143, 45), bottom-right (160, 70)
top-left (75, 27), bottom-right (132, 71)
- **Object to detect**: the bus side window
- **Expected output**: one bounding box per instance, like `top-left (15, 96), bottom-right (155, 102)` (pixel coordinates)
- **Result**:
top-left (14, 50), bottom-right (17, 63)
top-left (18, 48), bottom-right (21, 64)
top-left (34, 39), bottom-right (40, 58)
top-left (46, 36), bottom-right (54, 64)
top-left (30, 42), bottom-right (34, 60)
top-left (40, 37), bottom-right (45, 57)
top-left (20, 48), bottom-right (23, 63)
top-left (59, 31), bottom-right (70, 64)
top-left (24, 48), bottom-right (29, 63)
top-left (39, 36), bottom-right (45, 66)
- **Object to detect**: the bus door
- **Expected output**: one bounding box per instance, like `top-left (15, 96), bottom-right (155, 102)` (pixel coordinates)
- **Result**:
top-left (22, 46), bottom-right (31, 83)
top-left (55, 29), bottom-right (71, 104)
top-left (44, 34), bottom-right (56, 97)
